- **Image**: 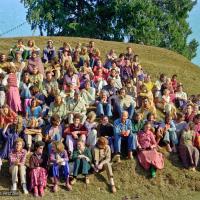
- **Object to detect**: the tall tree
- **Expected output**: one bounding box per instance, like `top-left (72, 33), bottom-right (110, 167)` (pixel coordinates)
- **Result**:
top-left (21, 0), bottom-right (198, 60)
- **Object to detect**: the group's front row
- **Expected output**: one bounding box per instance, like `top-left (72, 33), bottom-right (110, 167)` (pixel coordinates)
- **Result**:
top-left (7, 119), bottom-right (166, 197)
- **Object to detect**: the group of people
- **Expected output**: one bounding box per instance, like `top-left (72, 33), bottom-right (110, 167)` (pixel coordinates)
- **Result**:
top-left (0, 38), bottom-right (200, 197)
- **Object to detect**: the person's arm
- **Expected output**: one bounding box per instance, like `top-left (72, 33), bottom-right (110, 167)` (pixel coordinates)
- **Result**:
top-left (19, 150), bottom-right (27, 165)
top-left (99, 146), bottom-right (111, 166)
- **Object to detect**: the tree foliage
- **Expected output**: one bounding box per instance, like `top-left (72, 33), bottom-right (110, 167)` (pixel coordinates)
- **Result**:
top-left (21, 0), bottom-right (198, 60)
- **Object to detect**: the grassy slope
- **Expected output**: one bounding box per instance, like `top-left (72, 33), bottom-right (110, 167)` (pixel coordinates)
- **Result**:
top-left (0, 37), bottom-right (200, 200)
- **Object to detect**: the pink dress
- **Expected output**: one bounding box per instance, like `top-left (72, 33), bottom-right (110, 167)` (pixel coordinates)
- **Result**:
top-left (7, 73), bottom-right (22, 112)
top-left (137, 130), bottom-right (164, 170)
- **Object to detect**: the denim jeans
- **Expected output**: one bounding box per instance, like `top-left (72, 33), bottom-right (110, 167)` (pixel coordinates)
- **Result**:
top-left (163, 130), bottom-right (178, 145)
top-left (96, 102), bottom-right (112, 117)
top-left (116, 103), bottom-right (135, 119)
top-left (114, 133), bottom-right (136, 153)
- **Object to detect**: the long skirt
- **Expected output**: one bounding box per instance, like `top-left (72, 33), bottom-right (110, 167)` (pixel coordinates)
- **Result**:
top-left (7, 86), bottom-right (22, 113)
top-left (138, 149), bottom-right (164, 170)
top-left (178, 144), bottom-right (199, 168)
top-left (29, 167), bottom-right (47, 190)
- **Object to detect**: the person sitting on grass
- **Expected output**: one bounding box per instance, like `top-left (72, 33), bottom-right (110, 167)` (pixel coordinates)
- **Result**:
top-left (29, 141), bottom-right (47, 197)
top-left (8, 138), bottom-right (28, 194)
top-left (48, 141), bottom-right (72, 192)
top-left (92, 137), bottom-right (117, 193)
top-left (71, 139), bottom-right (92, 185)
top-left (178, 122), bottom-right (199, 171)
top-left (137, 122), bottom-right (164, 178)
top-left (113, 111), bottom-right (134, 162)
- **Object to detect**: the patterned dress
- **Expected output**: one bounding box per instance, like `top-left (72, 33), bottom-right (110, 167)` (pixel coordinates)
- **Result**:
top-left (29, 153), bottom-right (47, 190)
top-left (137, 130), bottom-right (164, 170)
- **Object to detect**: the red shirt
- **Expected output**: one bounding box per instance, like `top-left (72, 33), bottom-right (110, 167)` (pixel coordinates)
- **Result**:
top-left (63, 124), bottom-right (88, 137)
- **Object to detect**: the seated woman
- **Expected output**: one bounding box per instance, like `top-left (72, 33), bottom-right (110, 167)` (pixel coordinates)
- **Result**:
top-left (63, 114), bottom-right (88, 155)
top-left (78, 47), bottom-right (90, 67)
top-left (9, 39), bottom-right (27, 60)
top-left (71, 139), bottom-right (92, 185)
top-left (0, 122), bottom-right (19, 160)
top-left (161, 89), bottom-right (177, 117)
top-left (20, 72), bottom-right (33, 112)
top-left (92, 137), bottom-right (116, 193)
top-left (137, 84), bottom-right (154, 108)
top-left (137, 122), bottom-right (164, 178)
top-left (132, 113), bottom-right (145, 151)
top-left (60, 48), bottom-right (72, 67)
top-left (105, 49), bottom-right (117, 69)
top-left (25, 98), bottom-right (43, 123)
top-left (161, 114), bottom-right (178, 152)
top-left (49, 141), bottom-right (72, 192)
top-left (79, 61), bottom-right (94, 88)
top-left (8, 138), bottom-right (28, 193)
top-left (25, 39), bottom-right (40, 59)
top-left (29, 141), bottom-right (47, 197)
top-left (179, 122), bottom-right (199, 171)
top-left (27, 51), bottom-right (45, 77)
top-left (0, 105), bottom-right (17, 129)
top-left (92, 68), bottom-right (107, 93)
top-left (58, 42), bottom-right (72, 61)
top-left (29, 65), bottom-right (44, 92)
top-left (137, 97), bottom-right (157, 120)
top-left (175, 83), bottom-right (187, 110)
top-left (107, 67), bottom-right (122, 90)
top-left (48, 95), bottom-right (66, 120)
top-left (120, 58), bottom-right (133, 83)
top-left (96, 90), bottom-right (112, 118)
top-left (42, 40), bottom-right (56, 63)
top-left (63, 67), bottom-right (80, 91)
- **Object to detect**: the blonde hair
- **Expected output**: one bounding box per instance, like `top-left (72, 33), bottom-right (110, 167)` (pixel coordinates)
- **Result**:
top-left (52, 141), bottom-right (65, 153)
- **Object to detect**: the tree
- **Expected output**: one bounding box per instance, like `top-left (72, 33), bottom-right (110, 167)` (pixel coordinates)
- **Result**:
top-left (21, 0), bottom-right (198, 60)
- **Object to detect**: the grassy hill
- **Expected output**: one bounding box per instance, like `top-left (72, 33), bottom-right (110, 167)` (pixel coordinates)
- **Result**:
top-left (0, 37), bottom-right (200, 200)
top-left (0, 36), bottom-right (200, 95)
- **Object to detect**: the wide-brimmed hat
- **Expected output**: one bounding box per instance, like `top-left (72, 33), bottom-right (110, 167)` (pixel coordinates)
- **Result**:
top-left (97, 137), bottom-right (108, 149)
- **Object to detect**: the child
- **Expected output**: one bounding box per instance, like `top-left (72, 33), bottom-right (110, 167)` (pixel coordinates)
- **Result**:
top-left (92, 137), bottom-right (116, 193)
top-left (49, 141), bottom-right (72, 192)
top-left (29, 141), bottom-right (47, 197)
top-left (8, 138), bottom-right (28, 194)
top-left (71, 139), bottom-right (92, 185)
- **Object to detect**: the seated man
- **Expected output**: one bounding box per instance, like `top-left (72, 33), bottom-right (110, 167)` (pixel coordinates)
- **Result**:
top-left (113, 111), bottom-right (135, 162)
top-left (65, 91), bottom-right (87, 124)
top-left (115, 87), bottom-right (135, 119)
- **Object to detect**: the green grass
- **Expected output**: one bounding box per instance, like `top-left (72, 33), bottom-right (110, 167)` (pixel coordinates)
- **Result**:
top-left (0, 36), bottom-right (200, 200)
top-left (0, 36), bottom-right (200, 95)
